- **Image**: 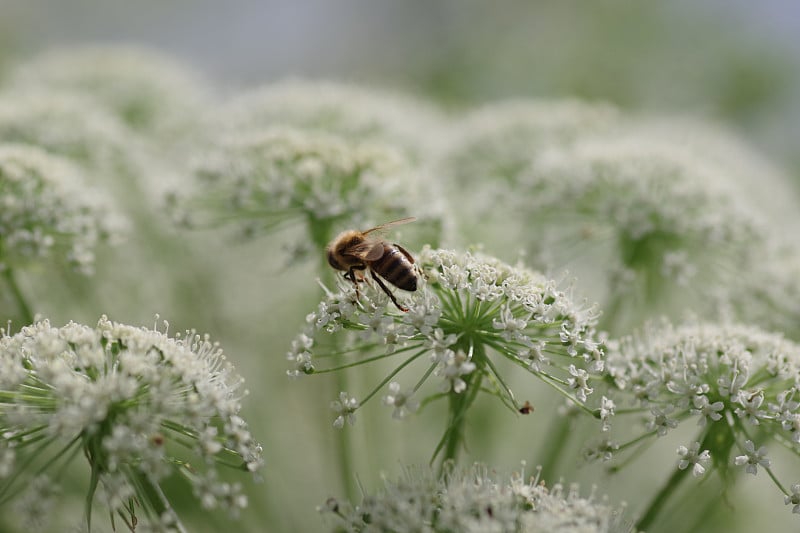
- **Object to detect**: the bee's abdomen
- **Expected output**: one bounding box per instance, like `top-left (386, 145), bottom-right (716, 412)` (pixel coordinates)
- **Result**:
top-left (372, 245), bottom-right (417, 291)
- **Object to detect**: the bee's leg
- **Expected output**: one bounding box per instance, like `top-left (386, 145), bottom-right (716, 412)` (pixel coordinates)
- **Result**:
top-left (370, 270), bottom-right (409, 312)
top-left (346, 266), bottom-right (368, 300)
top-left (393, 244), bottom-right (415, 264)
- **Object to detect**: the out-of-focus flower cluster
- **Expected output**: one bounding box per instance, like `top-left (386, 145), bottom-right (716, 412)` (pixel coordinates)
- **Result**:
top-left (0, 144), bottom-right (123, 274)
top-left (321, 462), bottom-right (632, 533)
top-left (0, 316), bottom-right (263, 530)
top-left (173, 127), bottom-right (411, 236)
top-left (8, 45), bottom-right (211, 136)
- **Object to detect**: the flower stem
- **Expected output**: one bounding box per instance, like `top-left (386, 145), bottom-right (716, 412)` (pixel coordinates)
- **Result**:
top-left (635, 460), bottom-right (691, 531)
top-left (434, 356), bottom-right (484, 473)
top-left (311, 217), bottom-right (358, 503)
top-left (2, 268), bottom-right (34, 325)
top-left (535, 411), bottom-right (574, 484)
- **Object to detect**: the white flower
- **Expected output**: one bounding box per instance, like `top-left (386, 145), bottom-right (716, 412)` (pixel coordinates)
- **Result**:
top-left (292, 248), bottom-right (604, 420)
top-left (212, 79), bottom-right (447, 161)
top-left (734, 440), bottom-right (770, 475)
top-left (9, 45), bottom-right (210, 135)
top-left (382, 382), bottom-right (419, 419)
top-left (331, 392), bottom-right (359, 429)
top-left (677, 442), bottom-right (711, 477)
top-left (606, 321), bottom-right (800, 504)
top-left (291, 248), bottom-right (606, 463)
top-left (514, 135), bottom-right (770, 332)
top-left (0, 144), bottom-right (124, 274)
top-left (785, 484), bottom-right (800, 514)
top-left (0, 316), bottom-right (263, 530)
top-left (599, 396), bottom-right (615, 432)
top-left (320, 463), bottom-right (627, 532)
top-left (734, 390), bottom-right (768, 425)
top-left (437, 349), bottom-right (477, 394)
top-left (568, 365), bottom-right (593, 403)
top-left (647, 406), bottom-right (679, 437)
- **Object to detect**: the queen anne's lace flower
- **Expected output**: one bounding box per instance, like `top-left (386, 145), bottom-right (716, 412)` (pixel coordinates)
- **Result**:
top-left (515, 137), bottom-right (769, 332)
top-left (288, 247), bottom-right (606, 455)
top-left (0, 144), bottom-right (124, 274)
top-left (320, 463), bottom-right (630, 533)
top-left (603, 321), bottom-right (800, 514)
top-left (0, 316), bottom-right (263, 531)
top-left (212, 79), bottom-right (447, 161)
top-left (9, 45), bottom-right (210, 135)
top-left (443, 99), bottom-right (620, 190)
top-left (438, 100), bottom-right (620, 247)
top-left (172, 126), bottom-right (443, 261)
top-left (0, 90), bottom-right (134, 172)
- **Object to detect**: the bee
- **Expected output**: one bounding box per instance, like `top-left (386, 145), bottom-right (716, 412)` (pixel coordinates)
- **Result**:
top-left (326, 217), bottom-right (417, 312)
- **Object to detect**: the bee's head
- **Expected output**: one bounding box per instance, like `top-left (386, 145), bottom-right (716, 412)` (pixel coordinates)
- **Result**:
top-left (326, 246), bottom-right (344, 271)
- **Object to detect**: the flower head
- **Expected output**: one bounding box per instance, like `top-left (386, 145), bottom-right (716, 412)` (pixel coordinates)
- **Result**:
top-left (320, 463), bottom-right (629, 533)
top-left (0, 89), bottom-right (134, 172)
top-left (0, 144), bottom-right (124, 274)
top-left (172, 126), bottom-right (442, 260)
top-left (289, 247), bottom-right (605, 450)
top-left (439, 100), bottom-right (619, 247)
top-left (515, 137), bottom-right (767, 332)
top-left (0, 316), bottom-right (263, 530)
top-left (213, 79), bottom-right (446, 161)
top-left (602, 321), bottom-right (800, 508)
top-left (9, 45), bottom-right (210, 135)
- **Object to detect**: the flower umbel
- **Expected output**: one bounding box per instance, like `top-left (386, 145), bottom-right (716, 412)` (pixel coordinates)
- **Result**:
top-left (288, 247), bottom-right (605, 463)
top-left (0, 143), bottom-right (123, 275)
top-left (602, 321), bottom-right (800, 520)
top-left (320, 462), bottom-right (630, 533)
top-left (0, 316), bottom-right (263, 531)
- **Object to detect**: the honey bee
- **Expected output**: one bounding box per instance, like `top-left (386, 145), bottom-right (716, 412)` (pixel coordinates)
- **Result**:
top-left (326, 217), bottom-right (417, 312)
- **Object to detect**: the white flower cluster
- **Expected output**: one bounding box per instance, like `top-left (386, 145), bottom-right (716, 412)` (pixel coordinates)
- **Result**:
top-left (213, 79), bottom-right (447, 161)
top-left (321, 463), bottom-right (630, 533)
top-left (0, 144), bottom-right (123, 274)
top-left (0, 316), bottom-right (263, 529)
top-left (443, 99), bottom-right (620, 189)
top-left (0, 90), bottom-right (134, 172)
top-left (603, 321), bottom-right (800, 505)
top-left (175, 126), bottom-right (414, 237)
top-left (288, 247), bottom-right (604, 426)
top-left (9, 45), bottom-right (210, 135)
top-left (516, 138), bottom-right (767, 327)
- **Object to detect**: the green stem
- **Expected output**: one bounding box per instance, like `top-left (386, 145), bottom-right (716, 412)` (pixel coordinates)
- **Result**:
top-left (439, 376), bottom-right (482, 470)
top-left (3, 268), bottom-right (34, 325)
top-left (310, 217), bottom-right (357, 503)
top-left (635, 460), bottom-right (691, 531)
top-left (535, 411), bottom-right (574, 485)
top-left (434, 338), bottom-right (484, 473)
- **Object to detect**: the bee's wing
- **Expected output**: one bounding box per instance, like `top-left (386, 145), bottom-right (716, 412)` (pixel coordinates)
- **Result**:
top-left (362, 217), bottom-right (416, 236)
top-left (347, 240), bottom-right (386, 261)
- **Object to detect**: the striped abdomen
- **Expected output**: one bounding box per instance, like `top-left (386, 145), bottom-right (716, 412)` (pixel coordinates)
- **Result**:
top-left (370, 243), bottom-right (417, 291)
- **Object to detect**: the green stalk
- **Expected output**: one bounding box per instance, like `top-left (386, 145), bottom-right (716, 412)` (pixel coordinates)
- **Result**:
top-left (310, 217), bottom-right (357, 502)
top-left (437, 373), bottom-right (482, 472)
top-left (434, 342), bottom-right (486, 473)
top-left (635, 458), bottom-right (691, 531)
top-left (534, 410), bottom-right (574, 484)
top-left (3, 268), bottom-right (34, 325)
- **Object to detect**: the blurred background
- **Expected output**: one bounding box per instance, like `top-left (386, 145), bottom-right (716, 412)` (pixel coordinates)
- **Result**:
top-left (2, 0), bottom-right (800, 169)
top-left (1, 1), bottom-right (799, 532)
